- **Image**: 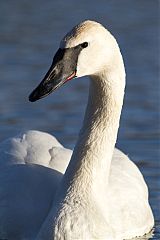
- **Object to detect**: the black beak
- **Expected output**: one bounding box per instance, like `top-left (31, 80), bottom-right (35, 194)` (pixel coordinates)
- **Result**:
top-left (29, 45), bottom-right (82, 102)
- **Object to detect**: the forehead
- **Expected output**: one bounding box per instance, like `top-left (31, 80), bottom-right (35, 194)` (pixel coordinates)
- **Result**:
top-left (60, 21), bottom-right (105, 49)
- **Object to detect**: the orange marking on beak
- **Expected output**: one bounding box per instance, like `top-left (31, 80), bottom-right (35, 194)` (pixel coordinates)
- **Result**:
top-left (66, 71), bottom-right (76, 81)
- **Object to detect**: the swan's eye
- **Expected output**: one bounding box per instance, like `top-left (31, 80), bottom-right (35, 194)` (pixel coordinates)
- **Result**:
top-left (81, 42), bottom-right (88, 48)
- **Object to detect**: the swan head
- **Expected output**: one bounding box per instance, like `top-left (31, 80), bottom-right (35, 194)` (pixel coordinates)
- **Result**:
top-left (29, 20), bottom-right (121, 102)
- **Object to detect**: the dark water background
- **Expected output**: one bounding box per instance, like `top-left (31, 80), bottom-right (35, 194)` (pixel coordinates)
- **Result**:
top-left (0, 0), bottom-right (159, 238)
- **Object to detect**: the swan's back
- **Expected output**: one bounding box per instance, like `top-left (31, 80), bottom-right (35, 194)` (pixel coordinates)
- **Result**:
top-left (0, 130), bottom-right (71, 172)
top-left (0, 130), bottom-right (72, 239)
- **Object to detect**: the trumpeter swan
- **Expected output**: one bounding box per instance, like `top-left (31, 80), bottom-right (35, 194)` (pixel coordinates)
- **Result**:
top-left (0, 20), bottom-right (154, 240)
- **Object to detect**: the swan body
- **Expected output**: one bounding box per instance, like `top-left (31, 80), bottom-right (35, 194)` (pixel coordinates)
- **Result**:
top-left (0, 20), bottom-right (154, 239)
top-left (0, 130), bottom-right (71, 239)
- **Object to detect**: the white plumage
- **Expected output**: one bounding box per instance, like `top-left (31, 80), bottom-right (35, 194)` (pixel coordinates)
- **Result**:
top-left (0, 130), bottom-right (71, 239)
top-left (0, 20), bottom-right (154, 240)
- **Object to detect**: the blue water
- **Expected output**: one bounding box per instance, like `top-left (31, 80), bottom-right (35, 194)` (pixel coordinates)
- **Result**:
top-left (0, 0), bottom-right (159, 238)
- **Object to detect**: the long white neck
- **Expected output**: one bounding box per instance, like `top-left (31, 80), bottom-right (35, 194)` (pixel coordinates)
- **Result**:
top-left (37, 51), bottom-right (125, 239)
top-left (63, 66), bottom-right (125, 193)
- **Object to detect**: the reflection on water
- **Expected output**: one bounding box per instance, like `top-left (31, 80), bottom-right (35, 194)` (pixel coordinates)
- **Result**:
top-left (0, 0), bottom-right (159, 238)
